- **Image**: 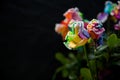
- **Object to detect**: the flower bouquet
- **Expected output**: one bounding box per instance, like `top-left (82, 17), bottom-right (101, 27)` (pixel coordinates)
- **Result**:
top-left (53, 1), bottom-right (120, 80)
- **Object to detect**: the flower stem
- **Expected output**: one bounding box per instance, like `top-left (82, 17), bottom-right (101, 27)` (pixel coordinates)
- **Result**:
top-left (83, 45), bottom-right (94, 80)
top-left (94, 41), bottom-right (98, 80)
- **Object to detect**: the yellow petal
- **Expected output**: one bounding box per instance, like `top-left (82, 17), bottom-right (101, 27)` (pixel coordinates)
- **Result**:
top-left (68, 41), bottom-right (77, 48)
top-left (75, 26), bottom-right (79, 34)
top-left (73, 35), bottom-right (82, 43)
top-left (76, 39), bottom-right (88, 47)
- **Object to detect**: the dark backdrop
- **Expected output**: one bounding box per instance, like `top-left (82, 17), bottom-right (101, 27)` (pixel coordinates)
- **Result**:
top-left (0, 0), bottom-right (118, 80)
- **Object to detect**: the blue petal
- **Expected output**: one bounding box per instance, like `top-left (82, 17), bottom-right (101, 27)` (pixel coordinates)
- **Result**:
top-left (82, 29), bottom-right (90, 38)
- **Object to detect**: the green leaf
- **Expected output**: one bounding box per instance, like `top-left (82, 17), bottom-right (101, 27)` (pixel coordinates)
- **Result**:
top-left (68, 53), bottom-right (76, 61)
top-left (113, 60), bottom-right (120, 66)
top-left (62, 69), bottom-right (69, 78)
top-left (95, 45), bottom-right (108, 54)
top-left (55, 52), bottom-right (70, 64)
top-left (107, 34), bottom-right (119, 48)
top-left (68, 72), bottom-right (77, 80)
top-left (89, 60), bottom-right (96, 74)
top-left (65, 61), bottom-right (77, 69)
top-left (52, 66), bottom-right (65, 80)
top-left (111, 53), bottom-right (120, 57)
top-left (89, 54), bottom-right (102, 60)
top-left (117, 39), bottom-right (120, 46)
top-left (79, 11), bottom-right (83, 19)
top-left (88, 38), bottom-right (94, 43)
top-left (56, 66), bottom-right (65, 73)
top-left (80, 68), bottom-right (92, 80)
top-left (102, 53), bottom-right (109, 62)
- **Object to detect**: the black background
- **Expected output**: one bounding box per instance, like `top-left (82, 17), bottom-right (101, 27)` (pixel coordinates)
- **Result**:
top-left (0, 0), bottom-right (119, 80)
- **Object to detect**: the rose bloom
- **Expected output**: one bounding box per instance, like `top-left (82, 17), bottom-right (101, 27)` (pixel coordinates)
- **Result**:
top-left (55, 7), bottom-right (83, 40)
top-left (87, 19), bottom-right (105, 40)
top-left (64, 20), bottom-right (89, 49)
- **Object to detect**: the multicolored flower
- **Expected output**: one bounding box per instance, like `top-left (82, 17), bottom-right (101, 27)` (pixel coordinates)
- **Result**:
top-left (55, 7), bottom-right (83, 40)
top-left (114, 21), bottom-right (120, 30)
top-left (87, 19), bottom-right (105, 40)
top-left (111, 1), bottom-right (120, 19)
top-left (64, 20), bottom-right (89, 49)
top-left (104, 1), bottom-right (113, 14)
top-left (97, 1), bottom-right (117, 23)
top-left (97, 1), bottom-right (113, 23)
top-left (63, 7), bottom-right (83, 21)
top-left (55, 24), bottom-right (68, 40)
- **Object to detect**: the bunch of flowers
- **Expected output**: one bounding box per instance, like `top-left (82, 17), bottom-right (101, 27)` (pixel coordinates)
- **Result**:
top-left (97, 1), bottom-right (120, 30)
top-left (54, 1), bottom-right (120, 80)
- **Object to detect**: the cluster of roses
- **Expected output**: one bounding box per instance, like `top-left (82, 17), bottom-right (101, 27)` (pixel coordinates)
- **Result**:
top-left (55, 7), bottom-right (105, 49)
top-left (55, 1), bottom-right (120, 50)
top-left (97, 1), bottom-right (120, 30)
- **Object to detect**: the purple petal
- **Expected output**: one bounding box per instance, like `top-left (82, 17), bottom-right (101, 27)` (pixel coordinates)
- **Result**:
top-left (78, 33), bottom-right (87, 39)
top-left (116, 13), bottom-right (120, 19)
top-left (82, 28), bottom-right (90, 38)
top-left (97, 12), bottom-right (108, 23)
top-left (93, 27), bottom-right (105, 35)
top-left (114, 24), bottom-right (120, 30)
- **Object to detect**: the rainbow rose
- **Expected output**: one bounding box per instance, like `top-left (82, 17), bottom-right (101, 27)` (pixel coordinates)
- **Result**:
top-left (111, 1), bottom-right (120, 19)
top-left (64, 20), bottom-right (89, 49)
top-left (87, 19), bottom-right (105, 40)
top-left (55, 7), bottom-right (83, 40)
top-left (114, 21), bottom-right (120, 30)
